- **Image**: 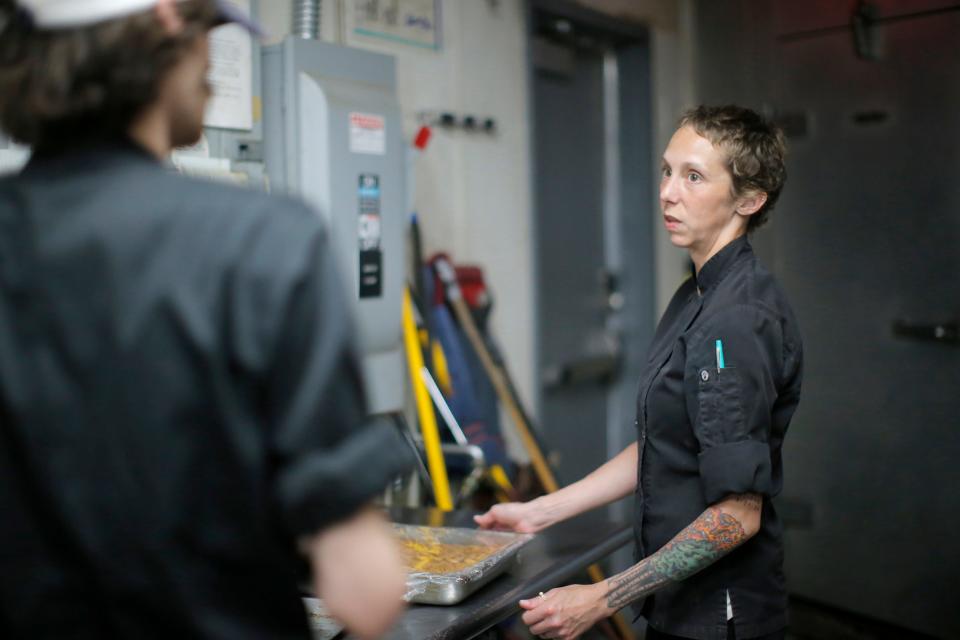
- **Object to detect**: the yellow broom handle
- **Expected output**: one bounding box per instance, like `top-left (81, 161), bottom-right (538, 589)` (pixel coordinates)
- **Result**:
top-left (401, 288), bottom-right (453, 510)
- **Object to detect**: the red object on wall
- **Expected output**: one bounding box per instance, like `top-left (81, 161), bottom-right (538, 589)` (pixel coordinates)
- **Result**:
top-left (414, 125), bottom-right (432, 150)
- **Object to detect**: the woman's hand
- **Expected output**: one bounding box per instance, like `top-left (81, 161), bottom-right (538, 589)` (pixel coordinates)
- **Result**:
top-left (304, 508), bottom-right (406, 640)
top-left (476, 443), bottom-right (640, 535)
top-left (519, 583), bottom-right (612, 639)
top-left (473, 500), bottom-right (555, 533)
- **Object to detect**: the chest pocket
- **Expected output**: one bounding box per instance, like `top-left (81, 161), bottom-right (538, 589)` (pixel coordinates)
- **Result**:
top-left (696, 366), bottom-right (745, 446)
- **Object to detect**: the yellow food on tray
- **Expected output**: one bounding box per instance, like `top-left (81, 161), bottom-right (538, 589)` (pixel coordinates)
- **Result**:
top-left (398, 529), bottom-right (508, 574)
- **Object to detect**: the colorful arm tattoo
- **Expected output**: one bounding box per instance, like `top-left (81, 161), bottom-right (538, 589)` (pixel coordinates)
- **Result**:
top-left (604, 505), bottom-right (749, 610)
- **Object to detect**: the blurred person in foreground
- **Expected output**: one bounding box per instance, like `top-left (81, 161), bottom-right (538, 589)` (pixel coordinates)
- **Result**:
top-left (477, 106), bottom-right (802, 640)
top-left (0, 1), bottom-right (410, 638)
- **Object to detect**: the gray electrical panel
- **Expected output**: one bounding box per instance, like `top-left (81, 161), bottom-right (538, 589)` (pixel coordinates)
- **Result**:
top-left (262, 38), bottom-right (405, 415)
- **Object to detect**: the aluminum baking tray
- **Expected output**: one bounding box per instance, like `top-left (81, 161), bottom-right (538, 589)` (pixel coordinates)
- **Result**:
top-left (395, 524), bottom-right (534, 605)
top-left (302, 597), bottom-right (343, 640)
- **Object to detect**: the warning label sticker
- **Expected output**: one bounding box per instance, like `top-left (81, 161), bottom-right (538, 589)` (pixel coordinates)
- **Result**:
top-left (349, 112), bottom-right (386, 155)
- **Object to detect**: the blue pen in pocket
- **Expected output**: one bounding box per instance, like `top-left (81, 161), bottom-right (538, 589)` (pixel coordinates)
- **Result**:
top-left (715, 339), bottom-right (725, 372)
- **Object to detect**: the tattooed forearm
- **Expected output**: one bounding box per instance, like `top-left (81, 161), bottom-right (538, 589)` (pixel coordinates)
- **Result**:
top-left (604, 558), bottom-right (671, 610)
top-left (605, 507), bottom-right (748, 610)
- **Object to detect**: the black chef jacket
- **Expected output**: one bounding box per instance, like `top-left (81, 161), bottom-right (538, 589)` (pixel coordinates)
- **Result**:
top-left (634, 236), bottom-right (803, 640)
top-left (0, 138), bottom-right (410, 639)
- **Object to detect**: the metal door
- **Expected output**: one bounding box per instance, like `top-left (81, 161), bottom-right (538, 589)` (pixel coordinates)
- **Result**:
top-left (533, 37), bottom-right (609, 490)
top-left (530, 6), bottom-right (655, 519)
top-left (770, 3), bottom-right (960, 637)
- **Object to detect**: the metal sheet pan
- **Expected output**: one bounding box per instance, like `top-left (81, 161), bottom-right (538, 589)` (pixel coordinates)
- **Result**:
top-left (395, 524), bottom-right (534, 605)
top-left (302, 597), bottom-right (344, 640)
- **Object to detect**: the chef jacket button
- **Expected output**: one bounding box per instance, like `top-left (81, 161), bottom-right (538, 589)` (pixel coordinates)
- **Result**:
top-left (700, 369), bottom-right (710, 382)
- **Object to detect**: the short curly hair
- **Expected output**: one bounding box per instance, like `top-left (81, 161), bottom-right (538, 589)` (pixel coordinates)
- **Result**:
top-left (0, 0), bottom-right (220, 148)
top-left (678, 105), bottom-right (787, 231)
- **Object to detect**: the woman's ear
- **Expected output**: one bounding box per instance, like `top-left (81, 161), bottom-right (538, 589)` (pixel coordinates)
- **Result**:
top-left (154, 0), bottom-right (184, 35)
top-left (736, 191), bottom-right (768, 217)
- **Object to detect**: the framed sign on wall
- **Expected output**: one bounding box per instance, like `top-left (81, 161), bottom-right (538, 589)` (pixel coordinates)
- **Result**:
top-left (342, 0), bottom-right (441, 51)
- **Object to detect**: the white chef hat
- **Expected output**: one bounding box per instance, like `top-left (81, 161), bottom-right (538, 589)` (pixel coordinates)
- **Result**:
top-left (16, 0), bottom-right (263, 35)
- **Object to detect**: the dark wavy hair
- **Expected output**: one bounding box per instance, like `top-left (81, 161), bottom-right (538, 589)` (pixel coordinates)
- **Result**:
top-left (679, 105), bottom-right (787, 231)
top-left (0, 0), bottom-right (219, 148)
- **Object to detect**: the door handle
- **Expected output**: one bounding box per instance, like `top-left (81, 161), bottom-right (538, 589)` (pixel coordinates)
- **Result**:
top-left (891, 319), bottom-right (959, 345)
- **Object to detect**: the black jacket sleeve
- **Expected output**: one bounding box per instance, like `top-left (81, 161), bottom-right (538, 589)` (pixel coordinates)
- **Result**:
top-left (233, 202), bottom-right (411, 537)
top-left (684, 303), bottom-right (783, 504)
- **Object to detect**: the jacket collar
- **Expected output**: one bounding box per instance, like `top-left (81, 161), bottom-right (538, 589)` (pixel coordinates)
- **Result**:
top-left (24, 134), bottom-right (157, 175)
top-left (694, 234), bottom-right (751, 294)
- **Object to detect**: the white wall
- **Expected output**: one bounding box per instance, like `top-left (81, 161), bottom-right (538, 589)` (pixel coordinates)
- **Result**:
top-left (255, 0), bottom-right (697, 437)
